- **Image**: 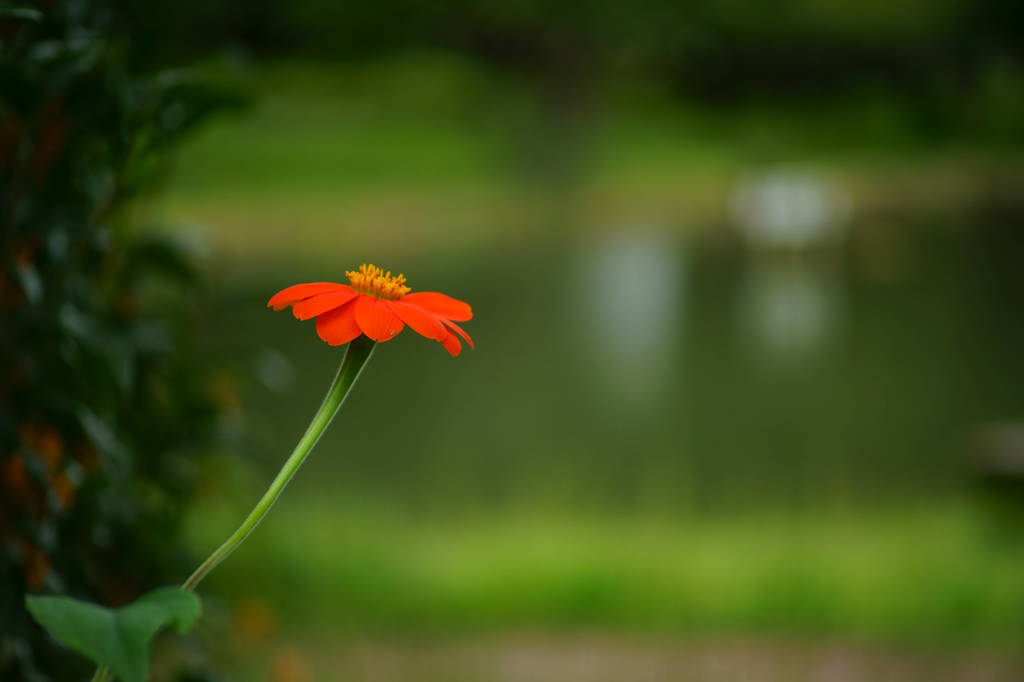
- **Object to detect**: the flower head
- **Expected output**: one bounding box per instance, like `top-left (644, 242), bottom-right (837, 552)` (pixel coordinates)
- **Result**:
top-left (268, 264), bottom-right (474, 356)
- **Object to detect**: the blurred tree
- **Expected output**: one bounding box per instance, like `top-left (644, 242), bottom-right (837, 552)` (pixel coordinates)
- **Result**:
top-left (117, 0), bottom-right (1024, 172)
top-left (0, 2), bottom-right (242, 679)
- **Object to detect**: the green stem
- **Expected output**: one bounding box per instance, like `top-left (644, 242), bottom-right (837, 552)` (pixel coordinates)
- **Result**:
top-left (183, 335), bottom-right (375, 591)
top-left (88, 336), bottom-right (375, 682)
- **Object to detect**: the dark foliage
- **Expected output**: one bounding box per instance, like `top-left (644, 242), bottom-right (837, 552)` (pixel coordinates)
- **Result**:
top-left (107, 0), bottom-right (1024, 151)
top-left (118, 0), bottom-right (1024, 103)
top-left (1, 2), bottom-right (241, 679)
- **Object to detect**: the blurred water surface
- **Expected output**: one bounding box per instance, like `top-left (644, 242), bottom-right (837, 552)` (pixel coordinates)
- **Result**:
top-left (205, 215), bottom-right (1023, 517)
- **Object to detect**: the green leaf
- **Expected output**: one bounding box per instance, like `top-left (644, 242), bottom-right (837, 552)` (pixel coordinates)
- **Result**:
top-left (25, 587), bottom-right (201, 682)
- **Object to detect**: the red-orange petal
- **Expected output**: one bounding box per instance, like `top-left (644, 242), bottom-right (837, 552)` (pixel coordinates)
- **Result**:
top-left (291, 288), bottom-right (358, 320)
top-left (441, 318), bottom-right (475, 349)
top-left (355, 295), bottom-right (404, 342)
top-left (315, 300), bottom-right (362, 346)
top-left (268, 282), bottom-right (348, 310)
top-left (387, 300), bottom-right (447, 340)
top-left (439, 331), bottom-right (462, 357)
top-left (401, 292), bottom-right (472, 322)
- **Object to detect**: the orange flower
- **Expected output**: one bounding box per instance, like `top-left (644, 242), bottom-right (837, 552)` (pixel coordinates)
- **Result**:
top-left (268, 264), bottom-right (474, 356)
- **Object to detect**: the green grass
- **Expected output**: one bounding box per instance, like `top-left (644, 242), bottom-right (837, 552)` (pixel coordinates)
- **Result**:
top-left (187, 497), bottom-right (1024, 644)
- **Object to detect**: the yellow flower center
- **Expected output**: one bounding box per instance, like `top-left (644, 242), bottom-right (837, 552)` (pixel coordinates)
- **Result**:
top-left (345, 264), bottom-right (411, 300)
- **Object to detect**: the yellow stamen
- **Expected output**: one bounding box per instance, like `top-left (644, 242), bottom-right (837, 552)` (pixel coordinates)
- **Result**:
top-left (345, 264), bottom-right (411, 300)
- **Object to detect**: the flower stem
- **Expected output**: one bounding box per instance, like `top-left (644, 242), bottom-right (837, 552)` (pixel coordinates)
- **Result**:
top-left (183, 335), bottom-right (376, 591)
top-left (86, 336), bottom-right (375, 682)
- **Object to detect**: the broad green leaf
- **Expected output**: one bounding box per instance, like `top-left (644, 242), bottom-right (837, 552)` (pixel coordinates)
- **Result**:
top-left (25, 587), bottom-right (201, 682)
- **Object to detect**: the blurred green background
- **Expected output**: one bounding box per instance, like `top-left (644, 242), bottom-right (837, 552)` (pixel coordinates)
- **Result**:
top-left (8, 0), bottom-right (1024, 679)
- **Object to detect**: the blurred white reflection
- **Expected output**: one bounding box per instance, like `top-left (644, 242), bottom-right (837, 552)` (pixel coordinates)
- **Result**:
top-left (573, 230), bottom-right (684, 407)
top-left (731, 170), bottom-right (851, 249)
top-left (738, 262), bottom-right (840, 363)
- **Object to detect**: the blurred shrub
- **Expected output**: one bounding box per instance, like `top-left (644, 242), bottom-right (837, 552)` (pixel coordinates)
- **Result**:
top-left (0, 2), bottom-right (242, 679)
